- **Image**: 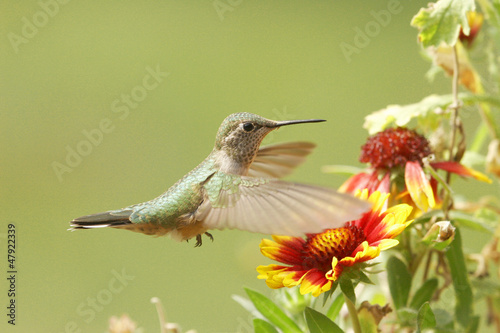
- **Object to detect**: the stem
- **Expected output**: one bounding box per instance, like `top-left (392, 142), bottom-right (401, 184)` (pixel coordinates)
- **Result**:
top-left (443, 44), bottom-right (463, 220)
top-left (151, 297), bottom-right (167, 333)
top-left (423, 250), bottom-right (433, 282)
top-left (344, 294), bottom-right (362, 333)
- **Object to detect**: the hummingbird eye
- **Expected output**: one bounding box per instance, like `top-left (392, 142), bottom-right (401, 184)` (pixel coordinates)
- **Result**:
top-left (242, 122), bottom-right (255, 132)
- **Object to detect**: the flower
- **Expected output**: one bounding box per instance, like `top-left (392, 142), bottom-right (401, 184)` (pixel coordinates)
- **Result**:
top-left (341, 127), bottom-right (490, 214)
top-left (108, 314), bottom-right (138, 333)
top-left (459, 11), bottom-right (484, 47)
top-left (256, 190), bottom-right (412, 297)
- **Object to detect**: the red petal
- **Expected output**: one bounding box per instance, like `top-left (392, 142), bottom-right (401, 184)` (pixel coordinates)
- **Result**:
top-left (431, 162), bottom-right (491, 183)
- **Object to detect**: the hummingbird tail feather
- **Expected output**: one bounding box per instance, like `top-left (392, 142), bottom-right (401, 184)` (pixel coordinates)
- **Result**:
top-left (69, 209), bottom-right (133, 230)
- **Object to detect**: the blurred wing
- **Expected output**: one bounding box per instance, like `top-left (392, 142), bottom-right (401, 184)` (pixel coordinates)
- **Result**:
top-left (248, 142), bottom-right (316, 178)
top-left (195, 176), bottom-right (370, 236)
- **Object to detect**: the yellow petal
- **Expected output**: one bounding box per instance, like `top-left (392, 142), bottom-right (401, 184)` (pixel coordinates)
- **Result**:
top-left (405, 161), bottom-right (436, 211)
top-left (377, 239), bottom-right (399, 251)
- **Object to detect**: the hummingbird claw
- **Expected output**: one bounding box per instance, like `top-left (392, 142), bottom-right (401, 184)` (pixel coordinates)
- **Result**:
top-left (194, 232), bottom-right (214, 247)
top-left (205, 232), bottom-right (214, 242)
top-left (195, 234), bottom-right (202, 247)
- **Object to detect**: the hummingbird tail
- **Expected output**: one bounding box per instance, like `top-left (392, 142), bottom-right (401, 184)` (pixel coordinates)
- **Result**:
top-left (69, 209), bottom-right (133, 230)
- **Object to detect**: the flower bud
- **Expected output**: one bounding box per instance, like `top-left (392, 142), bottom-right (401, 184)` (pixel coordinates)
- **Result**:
top-left (422, 221), bottom-right (456, 250)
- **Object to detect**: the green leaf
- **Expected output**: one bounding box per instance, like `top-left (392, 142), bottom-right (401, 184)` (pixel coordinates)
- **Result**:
top-left (433, 308), bottom-right (454, 330)
top-left (410, 278), bottom-right (438, 310)
top-left (253, 318), bottom-right (279, 333)
top-left (326, 292), bottom-right (344, 321)
top-left (411, 0), bottom-right (475, 48)
top-left (304, 307), bottom-right (343, 333)
top-left (396, 308), bottom-right (418, 326)
top-left (363, 92), bottom-right (500, 135)
top-left (322, 282), bottom-right (338, 306)
top-left (417, 303), bottom-right (436, 332)
top-left (357, 270), bottom-right (374, 285)
top-left (450, 211), bottom-right (494, 234)
top-left (471, 277), bottom-right (500, 300)
top-left (466, 316), bottom-right (480, 333)
top-left (244, 288), bottom-right (302, 333)
top-left (387, 257), bottom-right (412, 310)
top-left (445, 228), bottom-right (474, 329)
top-left (339, 278), bottom-right (356, 305)
top-left (363, 94), bottom-right (453, 135)
top-left (233, 294), bottom-right (259, 315)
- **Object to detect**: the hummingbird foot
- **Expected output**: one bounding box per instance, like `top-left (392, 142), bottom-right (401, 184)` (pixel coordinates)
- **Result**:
top-left (194, 232), bottom-right (214, 247)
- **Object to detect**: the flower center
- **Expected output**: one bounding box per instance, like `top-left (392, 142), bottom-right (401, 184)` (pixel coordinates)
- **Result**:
top-left (360, 127), bottom-right (432, 169)
top-left (301, 225), bottom-right (366, 272)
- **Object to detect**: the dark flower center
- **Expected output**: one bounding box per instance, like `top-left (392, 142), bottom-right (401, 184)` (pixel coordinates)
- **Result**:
top-left (360, 127), bottom-right (431, 169)
top-left (301, 225), bottom-right (366, 272)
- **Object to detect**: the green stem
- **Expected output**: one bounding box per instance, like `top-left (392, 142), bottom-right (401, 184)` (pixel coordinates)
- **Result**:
top-left (344, 294), bottom-right (362, 333)
top-left (443, 44), bottom-right (462, 220)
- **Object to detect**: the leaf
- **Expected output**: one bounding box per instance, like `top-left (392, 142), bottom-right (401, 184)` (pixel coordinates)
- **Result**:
top-left (445, 228), bottom-right (474, 329)
top-left (396, 308), bottom-right (418, 326)
top-left (339, 278), bottom-right (356, 305)
top-left (304, 307), bottom-right (343, 333)
top-left (357, 270), bottom-right (375, 285)
top-left (387, 257), bottom-right (412, 310)
top-left (466, 316), bottom-right (480, 333)
top-left (326, 292), bottom-right (345, 321)
top-left (416, 303), bottom-right (436, 332)
top-left (363, 93), bottom-right (500, 135)
top-left (244, 288), bottom-right (302, 333)
top-left (233, 294), bottom-right (265, 320)
top-left (322, 282), bottom-right (338, 307)
top-left (471, 278), bottom-right (500, 300)
top-left (432, 308), bottom-right (454, 330)
top-left (253, 318), bottom-right (279, 333)
top-left (450, 211), bottom-right (494, 233)
top-left (410, 278), bottom-right (438, 310)
top-left (411, 0), bottom-right (475, 48)
top-left (363, 94), bottom-right (452, 135)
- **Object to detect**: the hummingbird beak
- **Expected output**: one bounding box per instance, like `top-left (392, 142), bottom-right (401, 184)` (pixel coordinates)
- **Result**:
top-left (273, 118), bottom-right (326, 128)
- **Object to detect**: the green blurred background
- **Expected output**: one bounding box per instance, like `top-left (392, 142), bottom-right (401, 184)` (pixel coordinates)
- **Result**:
top-left (1, 1), bottom-right (496, 332)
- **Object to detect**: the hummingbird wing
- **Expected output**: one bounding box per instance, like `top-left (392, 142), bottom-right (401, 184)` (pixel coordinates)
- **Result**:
top-left (248, 142), bottom-right (316, 179)
top-left (195, 174), bottom-right (370, 236)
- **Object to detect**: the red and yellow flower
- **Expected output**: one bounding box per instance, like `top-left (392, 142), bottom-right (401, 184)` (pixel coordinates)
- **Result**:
top-left (257, 190), bottom-right (412, 297)
top-left (340, 127), bottom-right (490, 214)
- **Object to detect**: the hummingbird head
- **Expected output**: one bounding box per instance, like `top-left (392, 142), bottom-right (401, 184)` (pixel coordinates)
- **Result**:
top-left (213, 112), bottom-right (325, 175)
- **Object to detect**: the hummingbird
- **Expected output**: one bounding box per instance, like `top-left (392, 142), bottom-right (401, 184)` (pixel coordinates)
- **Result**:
top-left (70, 112), bottom-right (369, 246)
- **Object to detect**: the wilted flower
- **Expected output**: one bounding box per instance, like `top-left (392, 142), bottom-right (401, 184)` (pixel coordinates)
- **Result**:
top-left (257, 190), bottom-right (412, 297)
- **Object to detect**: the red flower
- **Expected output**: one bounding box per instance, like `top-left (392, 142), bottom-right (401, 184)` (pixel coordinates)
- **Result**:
top-left (257, 191), bottom-right (412, 297)
top-left (341, 128), bottom-right (490, 213)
